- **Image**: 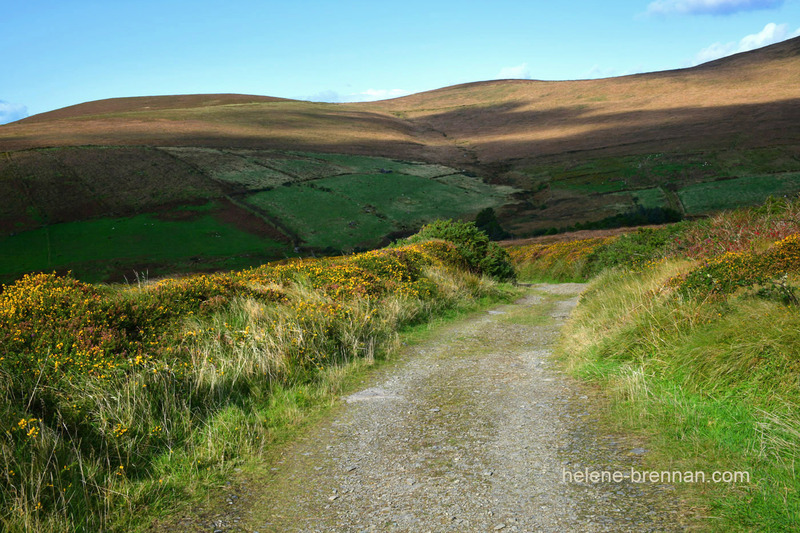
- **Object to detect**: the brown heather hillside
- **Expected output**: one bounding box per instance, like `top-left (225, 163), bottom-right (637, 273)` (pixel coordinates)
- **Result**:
top-left (4, 38), bottom-right (799, 163)
top-left (16, 94), bottom-right (291, 124)
top-left (1, 37), bottom-right (799, 278)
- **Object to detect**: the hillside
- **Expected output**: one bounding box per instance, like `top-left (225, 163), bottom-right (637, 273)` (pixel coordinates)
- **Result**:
top-left (1, 37), bottom-right (799, 282)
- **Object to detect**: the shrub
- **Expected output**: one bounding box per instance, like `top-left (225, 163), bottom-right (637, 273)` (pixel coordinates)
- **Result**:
top-left (584, 225), bottom-right (684, 275)
top-left (673, 233), bottom-right (800, 297)
top-left (0, 241), bottom-right (511, 532)
top-left (399, 219), bottom-right (516, 281)
top-left (474, 207), bottom-right (511, 240)
top-left (507, 236), bottom-right (616, 282)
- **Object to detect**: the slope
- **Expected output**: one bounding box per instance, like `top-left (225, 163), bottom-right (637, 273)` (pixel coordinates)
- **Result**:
top-left (1, 38), bottom-right (799, 281)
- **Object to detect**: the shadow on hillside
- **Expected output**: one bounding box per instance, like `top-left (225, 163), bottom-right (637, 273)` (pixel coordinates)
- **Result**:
top-left (416, 98), bottom-right (800, 161)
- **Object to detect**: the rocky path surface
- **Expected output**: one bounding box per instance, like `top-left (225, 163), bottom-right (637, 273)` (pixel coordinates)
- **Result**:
top-left (192, 284), bottom-right (687, 532)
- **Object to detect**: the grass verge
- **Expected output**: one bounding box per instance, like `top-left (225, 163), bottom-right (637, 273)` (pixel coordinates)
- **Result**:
top-left (558, 261), bottom-right (800, 530)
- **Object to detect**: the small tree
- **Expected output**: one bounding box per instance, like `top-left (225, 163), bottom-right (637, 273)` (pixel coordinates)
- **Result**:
top-left (474, 207), bottom-right (511, 240)
top-left (401, 219), bottom-right (516, 281)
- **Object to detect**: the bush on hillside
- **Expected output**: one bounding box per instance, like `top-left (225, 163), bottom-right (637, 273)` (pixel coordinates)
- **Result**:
top-left (506, 236), bottom-right (616, 282)
top-left (583, 225), bottom-right (684, 275)
top-left (474, 207), bottom-right (511, 241)
top-left (672, 233), bottom-right (800, 297)
top-left (399, 219), bottom-right (516, 281)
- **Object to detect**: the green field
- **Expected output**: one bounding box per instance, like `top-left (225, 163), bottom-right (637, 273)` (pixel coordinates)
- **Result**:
top-left (678, 173), bottom-right (800, 215)
top-left (629, 187), bottom-right (668, 209)
top-left (531, 148), bottom-right (800, 194)
top-left (244, 172), bottom-right (512, 249)
top-left (0, 204), bottom-right (287, 283)
top-left (0, 146), bottom-right (521, 282)
top-left (306, 152), bottom-right (457, 178)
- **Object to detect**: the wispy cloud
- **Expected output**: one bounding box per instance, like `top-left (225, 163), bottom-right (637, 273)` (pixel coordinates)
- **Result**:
top-left (307, 88), bottom-right (411, 103)
top-left (693, 22), bottom-right (800, 64)
top-left (306, 90), bottom-right (345, 103)
top-left (585, 65), bottom-right (647, 79)
top-left (0, 101), bottom-right (28, 125)
top-left (498, 63), bottom-right (532, 79)
top-left (646, 0), bottom-right (784, 16)
top-left (353, 89), bottom-right (410, 101)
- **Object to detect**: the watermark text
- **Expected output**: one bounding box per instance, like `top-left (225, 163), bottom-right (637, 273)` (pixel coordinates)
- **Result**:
top-left (562, 467), bottom-right (749, 484)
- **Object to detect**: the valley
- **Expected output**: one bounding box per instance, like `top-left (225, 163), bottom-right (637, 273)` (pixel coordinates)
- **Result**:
top-left (2, 37), bottom-right (799, 282)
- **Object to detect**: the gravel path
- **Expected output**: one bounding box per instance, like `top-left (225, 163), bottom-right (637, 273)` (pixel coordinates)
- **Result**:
top-left (188, 284), bottom-right (688, 532)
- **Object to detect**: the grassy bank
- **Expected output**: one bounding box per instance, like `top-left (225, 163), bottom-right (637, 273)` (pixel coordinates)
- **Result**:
top-left (0, 229), bottom-right (516, 532)
top-left (560, 261), bottom-right (799, 529)
top-left (510, 196), bottom-right (800, 529)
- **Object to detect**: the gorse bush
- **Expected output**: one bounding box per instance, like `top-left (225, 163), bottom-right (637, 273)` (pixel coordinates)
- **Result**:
top-left (0, 237), bottom-right (510, 532)
top-left (672, 233), bottom-right (800, 297)
top-left (510, 195), bottom-right (800, 283)
top-left (506, 237), bottom-right (616, 282)
top-left (583, 225), bottom-right (684, 275)
top-left (399, 219), bottom-right (516, 281)
top-left (673, 195), bottom-right (800, 259)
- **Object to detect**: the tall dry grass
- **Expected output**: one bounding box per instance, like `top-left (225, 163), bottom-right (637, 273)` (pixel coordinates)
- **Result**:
top-left (0, 241), bottom-right (512, 532)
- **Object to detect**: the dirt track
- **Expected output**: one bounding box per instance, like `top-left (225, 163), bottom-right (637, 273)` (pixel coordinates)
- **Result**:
top-left (175, 284), bottom-right (688, 532)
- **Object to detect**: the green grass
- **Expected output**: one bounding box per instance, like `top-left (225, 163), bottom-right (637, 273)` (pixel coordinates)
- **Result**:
top-left (244, 184), bottom-right (395, 249)
top-left (551, 177), bottom-right (629, 193)
top-left (527, 149), bottom-right (800, 200)
top-left (716, 147), bottom-right (800, 177)
top-left (1, 147), bottom-right (518, 282)
top-left (678, 173), bottom-right (800, 215)
top-left (262, 157), bottom-right (349, 180)
top-left (559, 262), bottom-right (800, 530)
top-left (244, 172), bottom-right (509, 250)
top-left (321, 172), bottom-right (504, 221)
top-left (306, 152), bottom-right (456, 178)
top-left (630, 187), bottom-right (668, 209)
top-left (0, 204), bottom-right (287, 283)
top-left (212, 168), bottom-right (290, 189)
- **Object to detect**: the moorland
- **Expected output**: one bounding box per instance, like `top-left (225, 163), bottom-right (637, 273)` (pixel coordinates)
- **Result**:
top-left (2, 36), bottom-right (800, 532)
top-left (1, 37), bottom-right (799, 282)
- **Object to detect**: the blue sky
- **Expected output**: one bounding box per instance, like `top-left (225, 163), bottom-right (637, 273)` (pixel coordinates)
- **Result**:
top-left (1, 0), bottom-right (799, 124)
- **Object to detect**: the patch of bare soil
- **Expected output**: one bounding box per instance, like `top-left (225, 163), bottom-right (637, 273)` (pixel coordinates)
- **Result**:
top-left (211, 198), bottom-right (291, 243)
top-left (160, 285), bottom-right (693, 532)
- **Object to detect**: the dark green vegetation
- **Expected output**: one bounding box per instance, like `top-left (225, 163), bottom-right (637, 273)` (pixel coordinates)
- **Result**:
top-left (2, 38), bottom-right (800, 282)
top-left (0, 226), bottom-right (516, 532)
top-left (242, 167), bottom-right (511, 250)
top-left (522, 147), bottom-right (800, 234)
top-left (0, 201), bottom-right (286, 283)
top-left (474, 207), bottom-right (511, 240)
top-left (512, 197), bottom-right (800, 530)
top-left (0, 147), bottom-right (515, 282)
top-left (678, 171), bottom-right (800, 214)
top-left (401, 219), bottom-right (516, 281)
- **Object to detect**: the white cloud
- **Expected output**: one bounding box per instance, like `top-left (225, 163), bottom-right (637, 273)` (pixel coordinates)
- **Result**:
top-left (306, 90), bottom-right (345, 103)
top-left (498, 63), bottom-right (532, 79)
top-left (304, 88), bottom-right (411, 103)
top-left (0, 101), bottom-right (28, 124)
top-left (693, 22), bottom-right (800, 64)
top-left (647, 0), bottom-right (784, 16)
top-left (354, 88), bottom-right (410, 101)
